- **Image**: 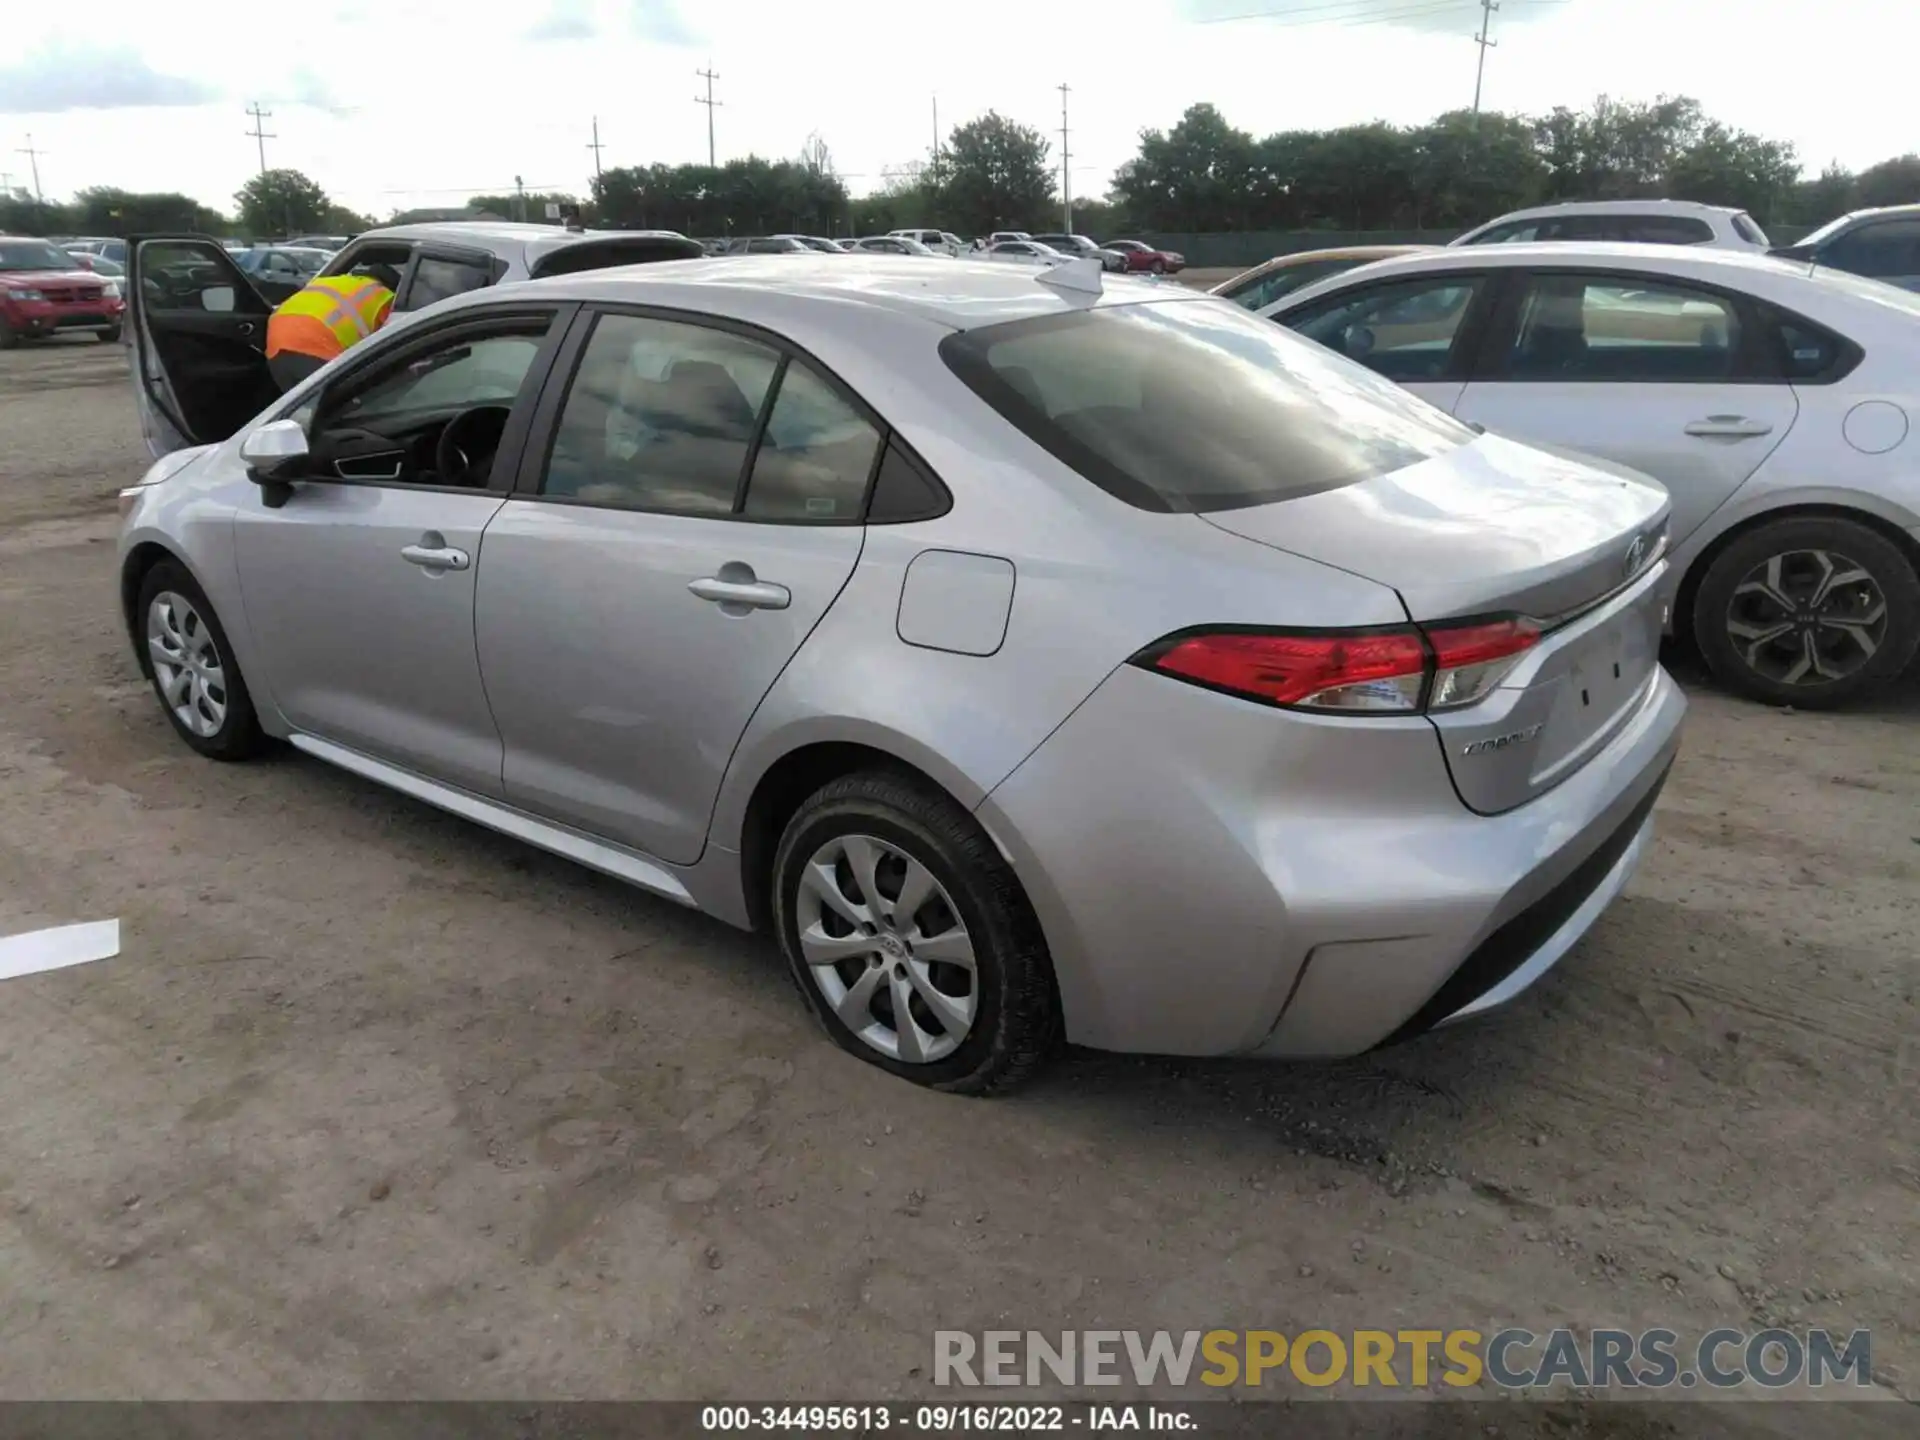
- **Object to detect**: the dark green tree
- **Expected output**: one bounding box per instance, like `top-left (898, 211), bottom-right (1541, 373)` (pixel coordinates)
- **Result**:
top-left (940, 112), bottom-right (1054, 237)
top-left (234, 169), bottom-right (330, 237)
top-left (1111, 103), bottom-right (1257, 232)
top-left (1409, 111), bottom-right (1546, 228)
top-left (1664, 122), bottom-right (1800, 224)
top-left (1853, 154), bottom-right (1920, 209)
top-left (71, 187), bottom-right (228, 235)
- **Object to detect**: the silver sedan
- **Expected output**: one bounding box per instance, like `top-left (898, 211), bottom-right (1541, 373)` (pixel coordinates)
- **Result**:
top-left (117, 247), bottom-right (1684, 1092)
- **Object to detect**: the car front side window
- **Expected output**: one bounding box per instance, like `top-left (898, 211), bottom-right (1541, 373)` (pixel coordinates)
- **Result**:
top-left (1285, 277), bottom-right (1484, 381)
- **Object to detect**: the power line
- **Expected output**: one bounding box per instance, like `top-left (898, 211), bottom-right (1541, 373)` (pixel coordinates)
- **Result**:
top-left (1058, 83), bottom-right (1073, 235)
top-left (1199, 0), bottom-right (1561, 28)
top-left (694, 67), bottom-right (721, 168)
top-left (16, 133), bottom-right (45, 202)
top-left (245, 102), bottom-right (276, 175)
top-left (587, 116), bottom-right (605, 181)
top-left (1472, 0), bottom-right (1498, 114)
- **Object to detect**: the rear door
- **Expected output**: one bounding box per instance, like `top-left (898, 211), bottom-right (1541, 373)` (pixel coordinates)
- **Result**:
top-left (1269, 270), bottom-right (1497, 414)
top-left (1449, 268), bottom-right (1797, 547)
top-left (128, 236), bottom-right (277, 456)
top-left (397, 244), bottom-right (501, 311)
top-left (474, 306), bottom-right (875, 864)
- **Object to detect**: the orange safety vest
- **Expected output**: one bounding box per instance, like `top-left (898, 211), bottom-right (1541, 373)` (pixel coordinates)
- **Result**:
top-left (266, 273), bottom-right (396, 363)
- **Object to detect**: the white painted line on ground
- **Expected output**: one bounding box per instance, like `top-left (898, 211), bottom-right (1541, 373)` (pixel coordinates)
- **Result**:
top-left (0, 919), bottom-right (121, 981)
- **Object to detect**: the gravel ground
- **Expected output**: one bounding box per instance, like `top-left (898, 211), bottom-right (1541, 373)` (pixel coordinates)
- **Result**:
top-left (1, 337), bottom-right (1917, 1419)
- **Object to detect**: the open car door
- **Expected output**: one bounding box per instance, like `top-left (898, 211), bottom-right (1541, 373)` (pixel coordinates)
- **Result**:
top-left (129, 235), bottom-right (279, 457)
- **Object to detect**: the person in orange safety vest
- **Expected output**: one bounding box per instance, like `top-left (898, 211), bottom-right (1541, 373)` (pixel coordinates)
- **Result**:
top-left (265, 264), bottom-right (400, 392)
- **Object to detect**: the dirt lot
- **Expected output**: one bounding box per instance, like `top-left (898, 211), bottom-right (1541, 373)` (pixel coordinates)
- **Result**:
top-left (1, 337), bottom-right (1917, 1416)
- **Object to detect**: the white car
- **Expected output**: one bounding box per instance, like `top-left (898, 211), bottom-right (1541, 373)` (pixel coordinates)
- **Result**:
top-left (1451, 200), bottom-right (1771, 252)
top-left (889, 228), bottom-right (964, 257)
top-left (1262, 241), bottom-right (1920, 707)
top-left (848, 235), bottom-right (939, 257)
top-left (980, 240), bottom-right (1071, 267)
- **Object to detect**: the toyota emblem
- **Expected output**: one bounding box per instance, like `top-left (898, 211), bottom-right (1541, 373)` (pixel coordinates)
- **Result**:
top-left (1623, 533), bottom-right (1648, 579)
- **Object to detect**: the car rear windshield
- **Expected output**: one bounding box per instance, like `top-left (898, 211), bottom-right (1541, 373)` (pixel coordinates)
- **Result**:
top-left (938, 299), bottom-right (1473, 513)
top-left (530, 236), bottom-right (703, 278)
top-left (1731, 212), bottom-right (1770, 246)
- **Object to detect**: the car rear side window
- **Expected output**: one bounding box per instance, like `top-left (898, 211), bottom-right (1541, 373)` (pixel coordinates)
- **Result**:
top-left (407, 255), bottom-right (496, 309)
top-left (1732, 212), bottom-right (1769, 245)
top-left (541, 313), bottom-right (780, 515)
top-left (1284, 276), bottom-right (1484, 381)
top-left (1503, 274), bottom-right (1742, 381)
top-left (1615, 215), bottom-right (1716, 245)
top-left (939, 299), bottom-right (1473, 514)
top-left (741, 361), bottom-right (882, 522)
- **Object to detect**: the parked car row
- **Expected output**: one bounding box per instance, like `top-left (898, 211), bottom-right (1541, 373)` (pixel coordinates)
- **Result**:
top-left (688, 229), bottom-right (1188, 273)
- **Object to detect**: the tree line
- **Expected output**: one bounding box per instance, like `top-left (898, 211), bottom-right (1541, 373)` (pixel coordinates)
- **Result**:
top-left (4, 94), bottom-right (1917, 246)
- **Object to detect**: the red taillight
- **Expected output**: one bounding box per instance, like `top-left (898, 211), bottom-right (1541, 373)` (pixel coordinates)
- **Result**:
top-left (1424, 617), bottom-right (1540, 710)
top-left (1137, 616), bottom-right (1541, 715)
top-left (1142, 629), bottom-right (1430, 713)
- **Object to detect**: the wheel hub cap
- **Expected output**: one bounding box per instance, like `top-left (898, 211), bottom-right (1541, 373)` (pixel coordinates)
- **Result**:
top-left (1725, 548), bottom-right (1887, 688)
top-left (793, 833), bottom-right (978, 1065)
top-left (146, 591), bottom-right (228, 738)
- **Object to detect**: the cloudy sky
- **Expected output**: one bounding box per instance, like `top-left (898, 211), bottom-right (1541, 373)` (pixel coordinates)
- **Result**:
top-left (0, 0), bottom-right (1910, 219)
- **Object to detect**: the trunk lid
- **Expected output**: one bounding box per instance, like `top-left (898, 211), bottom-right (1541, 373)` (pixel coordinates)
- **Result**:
top-left (1203, 432), bottom-right (1673, 814)
top-left (1200, 432), bottom-right (1669, 624)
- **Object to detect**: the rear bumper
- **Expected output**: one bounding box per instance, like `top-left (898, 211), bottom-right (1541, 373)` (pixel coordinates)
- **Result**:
top-left (976, 661), bottom-right (1686, 1059)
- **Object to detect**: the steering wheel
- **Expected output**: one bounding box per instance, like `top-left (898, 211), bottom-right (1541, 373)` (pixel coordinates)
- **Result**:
top-left (435, 405), bottom-right (513, 486)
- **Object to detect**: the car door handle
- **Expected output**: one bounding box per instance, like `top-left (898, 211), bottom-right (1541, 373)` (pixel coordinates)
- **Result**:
top-left (688, 576), bottom-right (791, 610)
top-left (401, 543), bottom-right (470, 572)
top-left (1685, 416), bottom-right (1774, 438)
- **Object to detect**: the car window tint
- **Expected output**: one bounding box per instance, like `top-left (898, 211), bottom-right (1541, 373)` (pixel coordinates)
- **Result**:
top-left (1732, 212), bottom-right (1769, 245)
top-left (136, 240), bottom-right (261, 314)
top-left (338, 331), bottom-right (547, 425)
top-left (1773, 318), bottom-right (1842, 380)
top-left (1617, 215), bottom-right (1716, 244)
top-left (1287, 277), bottom-right (1482, 381)
top-left (742, 362), bottom-right (882, 521)
top-left (1235, 259), bottom-right (1347, 310)
top-left (941, 298), bottom-right (1472, 514)
top-left (407, 255), bottom-right (494, 310)
top-left (1506, 275), bottom-right (1741, 381)
top-left (541, 313), bottom-right (779, 514)
top-left (1822, 220), bottom-right (1920, 281)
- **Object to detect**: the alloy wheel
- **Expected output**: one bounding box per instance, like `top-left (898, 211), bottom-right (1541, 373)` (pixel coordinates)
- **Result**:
top-left (793, 833), bottom-right (978, 1064)
top-left (1724, 549), bottom-right (1888, 688)
top-left (147, 590), bottom-right (228, 737)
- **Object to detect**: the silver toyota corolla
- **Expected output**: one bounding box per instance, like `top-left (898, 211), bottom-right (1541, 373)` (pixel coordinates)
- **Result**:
top-left (117, 244), bottom-right (1686, 1093)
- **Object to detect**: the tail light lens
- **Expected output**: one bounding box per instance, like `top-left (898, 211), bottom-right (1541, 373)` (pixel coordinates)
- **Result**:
top-left (1425, 617), bottom-right (1541, 709)
top-left (1135, 617), bottom-right (1540, 716)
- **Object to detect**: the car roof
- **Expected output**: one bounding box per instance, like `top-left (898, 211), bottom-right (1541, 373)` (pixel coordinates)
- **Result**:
top-left (1233, 244), bottom-right (1436, 280)
top-left (352, 221), bottom-right (699, 265)
top-left (499, 254), bottom-right (1209, 332)
top-left (1476, 198), bottom-right (1743, 222)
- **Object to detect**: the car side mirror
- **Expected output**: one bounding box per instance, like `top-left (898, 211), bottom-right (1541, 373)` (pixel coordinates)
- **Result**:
top-left (240, 419), bottom-right (310, 505)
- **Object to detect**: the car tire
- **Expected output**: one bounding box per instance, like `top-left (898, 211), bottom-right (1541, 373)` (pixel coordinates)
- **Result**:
top-left (135, 559), bottom-right (269, 760)
top-left (1692, 515), bottom-right (1920, 709)
top-left (98, 325), bottom-right (123, 344)
top-left (0, 316), bottom-right (16, 350)
top-left (1148, 258), bottom-right (1167, 275)
top-left (770, 769), bottom-right (1062, 1094)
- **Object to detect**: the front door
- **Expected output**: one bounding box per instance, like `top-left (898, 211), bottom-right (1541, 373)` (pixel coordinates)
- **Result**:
top-left (231, 306), bottom-right (570, 794)
top-left (476, 308), bottom-right (875, 864)
top-left (128, 236), bottom-right (277, 455)
top-left (1451, 270), bottom-right (1798, 546)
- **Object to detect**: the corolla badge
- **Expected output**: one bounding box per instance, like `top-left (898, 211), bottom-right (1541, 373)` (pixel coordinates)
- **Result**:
top-left (1623, 533), bottom-right (1649, 579)
top-left (1461, 723), bottom-right (1544, 757)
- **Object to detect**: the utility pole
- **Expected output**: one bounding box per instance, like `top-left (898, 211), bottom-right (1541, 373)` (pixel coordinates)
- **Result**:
top-left (930, 94), bottom-right (941, 184)
top-left (245, 102), bottom-right (275, 174)
top-left (514, 174), bottom-right (527, 223)
top-left (587, 116), bottom-right (605, 181)
top-left (694, 67), bottom-right (721, 168)
top-left (1472, 0), bottom-right (1499, 118)
top-left (17, 134), bottom-right (45, 201)
top-left (1058, 84), bottom-right (1072, 236)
